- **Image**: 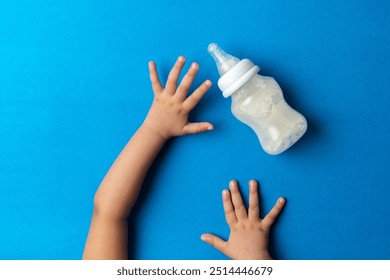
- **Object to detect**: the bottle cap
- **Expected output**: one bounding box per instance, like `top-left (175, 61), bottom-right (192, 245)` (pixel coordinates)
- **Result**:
top-left (208, 43), bottom-right (260, 98)
top-left (218, 59), bottom-right (260, 98)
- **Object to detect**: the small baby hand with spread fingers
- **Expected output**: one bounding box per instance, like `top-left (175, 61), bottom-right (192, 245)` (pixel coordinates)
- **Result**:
top-left (144, 56), bottom-right (213, 140)
top-left (201, 180), bottom-right (285, 260)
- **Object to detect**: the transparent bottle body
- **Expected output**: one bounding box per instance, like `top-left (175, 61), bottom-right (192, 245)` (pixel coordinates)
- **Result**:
top-left (231, 75), bottom-right (307, 155)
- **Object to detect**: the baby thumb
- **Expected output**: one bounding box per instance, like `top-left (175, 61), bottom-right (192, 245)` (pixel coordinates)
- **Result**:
top-left (201, 234), bottom-right (227, 254)
top-left (183, 122), bottom-right (214, 135)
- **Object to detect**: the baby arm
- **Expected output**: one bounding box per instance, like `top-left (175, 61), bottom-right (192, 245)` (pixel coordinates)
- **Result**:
top-left (201, 180), bottom-right (285, 260)
top-left (82, 56), bottom-right (212, 259)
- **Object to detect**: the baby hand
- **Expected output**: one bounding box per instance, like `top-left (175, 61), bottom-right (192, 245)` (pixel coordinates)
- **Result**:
top-left (143, 56), bottom-right (213, 140)
top-left (201, 180), bottom-right (285, 260)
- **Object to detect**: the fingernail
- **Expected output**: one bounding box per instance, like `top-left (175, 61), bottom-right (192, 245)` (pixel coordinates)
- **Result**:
top-left (229, 180), bottom-right (237, 189)
top-left (207, 125), bottom-right (214, 131)
top-left (191, 62), bottom-right (198, 68)
top-left (201, 235), bottom-right (207, 241)
top-left (278, 197), bottom-right (285, 204)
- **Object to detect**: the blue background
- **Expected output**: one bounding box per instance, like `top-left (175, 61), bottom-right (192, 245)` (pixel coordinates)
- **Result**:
top-left (1, 0), bottom-right (389, 260)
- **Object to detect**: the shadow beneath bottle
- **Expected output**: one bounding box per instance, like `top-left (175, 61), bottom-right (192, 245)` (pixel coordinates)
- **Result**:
top-left (277, 79), bottom-right (323, 156)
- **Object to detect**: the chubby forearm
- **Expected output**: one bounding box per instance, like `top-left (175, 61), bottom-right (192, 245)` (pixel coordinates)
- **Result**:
top-left (82, 214), bottom-right (129, 259)
top-left (93, 124), bottom-right (166, 219)
top-left (83, 124), bottom-right (164, 259)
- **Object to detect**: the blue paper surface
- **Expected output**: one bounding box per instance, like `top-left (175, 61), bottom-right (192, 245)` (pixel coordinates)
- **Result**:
top-left (1, 0), bottom-right (389, 259)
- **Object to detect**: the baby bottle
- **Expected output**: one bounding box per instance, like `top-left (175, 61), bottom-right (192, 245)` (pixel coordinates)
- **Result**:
top-left (208, 43), bottom-right (307, 155)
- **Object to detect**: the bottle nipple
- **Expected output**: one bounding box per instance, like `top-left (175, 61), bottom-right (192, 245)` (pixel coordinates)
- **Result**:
top-left (207, 43), bottom-right (239, 76)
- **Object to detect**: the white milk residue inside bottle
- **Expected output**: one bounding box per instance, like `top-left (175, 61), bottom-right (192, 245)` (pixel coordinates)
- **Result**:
top-left (208, 43), bottom-right (307, 155)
